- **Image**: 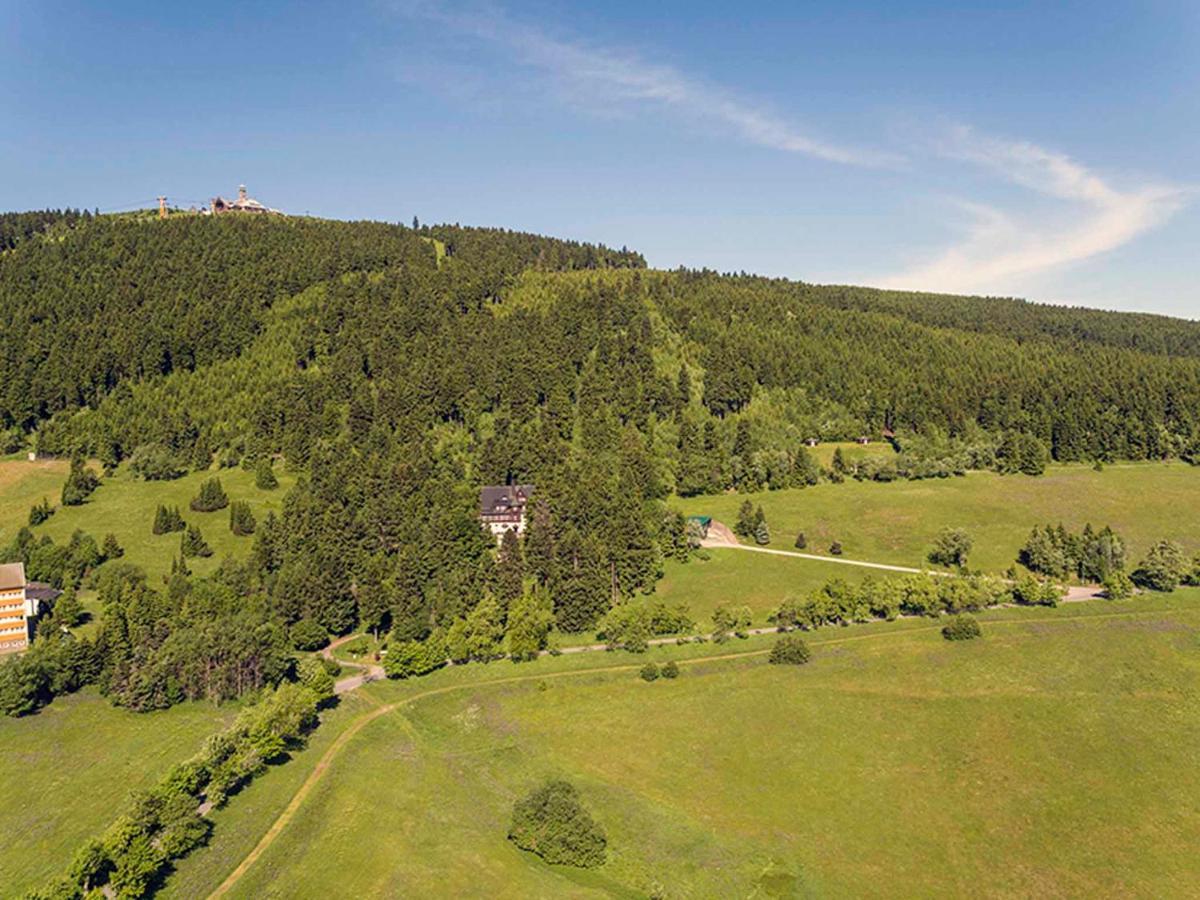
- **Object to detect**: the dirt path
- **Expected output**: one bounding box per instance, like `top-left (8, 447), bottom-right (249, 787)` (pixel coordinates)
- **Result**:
top-left (204, 601), bottom-right (1171, 898)
top-left (321, 634), bottom-right (386, 695)
top-left (702, 519), bottom-right (1105, 602)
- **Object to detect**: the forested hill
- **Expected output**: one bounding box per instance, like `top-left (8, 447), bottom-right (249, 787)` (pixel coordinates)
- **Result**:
top-left (798, 282), bottom-right (1200, 358)
top-left (2, 209), bottom-right (1199, 700)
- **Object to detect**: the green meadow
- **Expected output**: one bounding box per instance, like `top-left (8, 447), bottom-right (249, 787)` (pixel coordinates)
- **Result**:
top-left (676, 462), bottom-right (1200, 574)
top-left (0, 458), bottom-right (296, 583)
top-left (0, 688), bottom-right (233, 895)
top-left (169, 590), bottom-right (1200, 898)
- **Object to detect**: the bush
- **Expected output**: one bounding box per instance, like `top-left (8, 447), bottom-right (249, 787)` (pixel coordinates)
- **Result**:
top-left (928, 527), bottom-right (972, 568)
top-left (384, 635), bottom-right (448, 679)
top-left (941, 614), bottom-right (982, 641)
top-left (1132, 540), bottom-right (1188, 592)
top-left (768, 635), bottom-right (811, 665)
top-left (296, 656), bottom-right (336, 701)
top-left (28, 497), bottom-right (54, 526)
top-left (829, 541), bottom-right (843, 556)
top-left (190, 478), bottom-right (228, 513)
top-left (254, 458), bottom-right (279, 490)
top-left (129, 444), bottom-right (186, 481)
top-left (794, 532), bottom-right (807, 550)
top-left (290, 618), bottom-right (328, 651)
top-left (661, 660), bottom-right (679, 679)
top-left (639, 662), bottom-right (659, 682)
top-left (508, 781), bottom-right (607, 868)
top-left (753, 520), bottom-right (771, 545)
top-left (1102, 570), bottom-right (1135, 601)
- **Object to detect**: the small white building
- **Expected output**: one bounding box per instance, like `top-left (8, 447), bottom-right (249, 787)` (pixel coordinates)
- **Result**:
top-left (0, 563), bottom-right (35, 653)
top-left (479, 485), bottom-right (534, 540)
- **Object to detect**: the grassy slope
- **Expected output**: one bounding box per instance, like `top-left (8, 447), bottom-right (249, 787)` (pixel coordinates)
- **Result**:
top-left (0, 689), bottom-right (233, 895)
top-left (2, 461), bottom-right (296, 584)
top-left (198, 590), bottom-right (1200, 898)
top-left (676, 462), bottom-right (1200, 574)
top-left (0, 456), bottom-right (69, 548)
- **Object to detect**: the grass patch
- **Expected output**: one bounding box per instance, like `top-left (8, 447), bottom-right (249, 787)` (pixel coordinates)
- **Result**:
top-left (677, 462), bottom-right (1200, 574)
top-left (0, 688), bottom-right (233, 896)
top-left (176, 590), bottom-right (1200, 898)
top-left (2, 462), bottom-right (296, 583)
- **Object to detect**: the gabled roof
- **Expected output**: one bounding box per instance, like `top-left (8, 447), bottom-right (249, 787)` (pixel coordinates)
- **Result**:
top-left (479, 484), bottom-right (535, 514)
top-left (0, 562), bottom-right (26, 591)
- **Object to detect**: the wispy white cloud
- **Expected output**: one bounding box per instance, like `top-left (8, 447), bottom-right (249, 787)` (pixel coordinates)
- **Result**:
top-left (878, 126), bottom-right (1188, 294)
top-left (390, 1), bottom-right (897, 167)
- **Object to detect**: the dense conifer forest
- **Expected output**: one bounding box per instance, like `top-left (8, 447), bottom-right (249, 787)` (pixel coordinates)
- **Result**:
top-left (2, 210), bottom-right (1199, 716)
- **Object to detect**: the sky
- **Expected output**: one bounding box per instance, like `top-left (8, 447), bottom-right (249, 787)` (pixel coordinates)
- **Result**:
top-left (2, 0), bottom-right (1197, 317)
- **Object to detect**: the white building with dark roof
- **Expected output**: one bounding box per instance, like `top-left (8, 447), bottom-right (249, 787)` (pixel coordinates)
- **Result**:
top-left (479, 484), bottom-right (534, 540)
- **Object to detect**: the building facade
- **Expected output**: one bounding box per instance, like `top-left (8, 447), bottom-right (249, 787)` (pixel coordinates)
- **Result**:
top-left (479, 484), bottom-right (534, 540)
top-left (0, 563), bottom-right (34, 653)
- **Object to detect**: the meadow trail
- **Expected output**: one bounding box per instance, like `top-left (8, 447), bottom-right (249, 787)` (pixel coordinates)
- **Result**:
top-left (321, 634), bottom-right (385, 695)
top-left (202, 599), bottom-right (1177, 898)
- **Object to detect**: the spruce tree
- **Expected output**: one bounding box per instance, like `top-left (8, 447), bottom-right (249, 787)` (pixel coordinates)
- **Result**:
top-left (190, 477), bottom-right (228, 512)
top-left (180, 524), bottom-right (213, 558)
top-left (495, 528), bottom-right (524, 609)
top-left (254, 458), bottom-right (278, 490)
top-left (229, 501), bottom-right (257, 536)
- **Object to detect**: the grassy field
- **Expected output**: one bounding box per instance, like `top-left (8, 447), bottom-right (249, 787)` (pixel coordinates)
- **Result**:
top-left (0, 688), bottom-right (233, 895)
top-left (0, 459), bottom-right (296, 583)
top-left (806, 439), bottom-right (896, 469)
top-left (651, 547), bottom-right (870, 627)
top-left (677, 462), bottom-right (1200, 575)
top-left (169, 589), bottom-right (1200, 898)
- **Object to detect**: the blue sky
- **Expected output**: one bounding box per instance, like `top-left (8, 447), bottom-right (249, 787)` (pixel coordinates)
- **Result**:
top-left (2, 1), bottom-right (1197, 316)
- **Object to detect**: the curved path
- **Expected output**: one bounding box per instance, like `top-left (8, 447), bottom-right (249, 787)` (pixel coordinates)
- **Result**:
top-left (321, 633), bottom-right (386, 694)
top-left (203, 600), bottom-right (1168, 897)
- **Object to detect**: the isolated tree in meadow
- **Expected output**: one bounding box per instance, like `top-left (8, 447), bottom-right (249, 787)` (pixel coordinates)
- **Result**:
top-left (639, 662), bottom-right (659, 682)
top-left (28, 497), bottom-right (53, 526)
top-left (769, 634), bottom-right (812, 665)
top-left (152, 504), bottom-right (185, 535)
top-left (661, 660), bottom-right (679, 679)
top-left (831, 446), bottom-right (849, 477)
top-left (941, 614), bottom-right (982, 641)
top-left (508, 781), bottom-right (607, 868)
top-left (229, 501), bottom-right (256, 536)
top-left (189, 477), bottom-right (228, 513)
top-left (794, 532), bottom-right (807, 549)
top-left (928, 527), bottom-right (973, 568)
top-left (829, 540), bottom-right (843, 556)
top-left (180, 524), bottom-right (212, 559)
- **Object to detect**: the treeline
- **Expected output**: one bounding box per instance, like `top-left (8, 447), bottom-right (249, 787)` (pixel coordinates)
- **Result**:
top-left (0, 208), bottom-right (92, 252)
top-left (26, 682), bottom-right (322, 900)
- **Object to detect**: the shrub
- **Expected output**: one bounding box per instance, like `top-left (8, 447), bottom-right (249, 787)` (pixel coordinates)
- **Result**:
top-left (768, 635), bottom-right (811, 665)
top-left (28, 497), bottom-right (54, 526)
top-left (290, 618), bottom-right (328, 651)
top-left (1132, 540), bottom-right (1188, 592)
top-left (941, 614), bottom-right (982, 641)
top-left (661, 660), bottom-right (679, 679)
top-left (254, 458), bottom-right (278, 490)
top-left (128, 444), bottom-right (186, 481)
top-left (1102, 570), bottom-right (1135, 601)
top-left (794, 532), bottom-right (806, 550)
top-left (190, 478), bottom-right (228, 513)
top-left (508, 781), bottom-right (607, 868)
top-left (829, 541), bottom-right (843, 556)
top-left (639, 662), bottom-right (659, 682)
top-left (296, 656), bottom-right (336, 701)
top-left (384, 635), bottom-right (448, 679)
top-left (229, 501), bottom-right (256, 536)
top-left (928, 527), bottom-right (972, 568)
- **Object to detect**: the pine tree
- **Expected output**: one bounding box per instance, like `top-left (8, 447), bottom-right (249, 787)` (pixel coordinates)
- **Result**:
top-left (180, 524), bottom-right (213, 558)
top-left (735, 500), bottom-right (755, 538)
top-left (190, 478), bottom-right (228, 512)
top-left (495, 528), bottom-right (524, 610)
top-left (229, 501), bottom-right (257, 536)
top-left (101, 533), bottom-right (124, 560)
top-left (254, 458), bottom-right (278, 490)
